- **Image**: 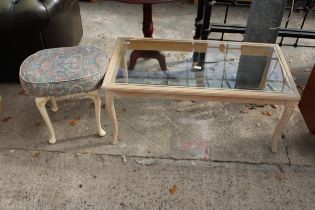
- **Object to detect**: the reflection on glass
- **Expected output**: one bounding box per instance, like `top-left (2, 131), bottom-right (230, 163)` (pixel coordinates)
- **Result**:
top-left (115, 41), bottom-right (293, 94)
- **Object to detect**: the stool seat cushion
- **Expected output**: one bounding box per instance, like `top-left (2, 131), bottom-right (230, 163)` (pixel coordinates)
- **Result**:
top-left (20, 46), bottom-right (108, 97)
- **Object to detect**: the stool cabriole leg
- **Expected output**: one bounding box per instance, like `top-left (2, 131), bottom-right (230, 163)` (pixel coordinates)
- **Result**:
top-left (89, 90), bottom-right (106, 137)
top-left (35, 97), bottom-right (56, 144)
top-left (105, 91), bottom-right (118, 144)
top-left (50, 96), bottom-right (58, 112)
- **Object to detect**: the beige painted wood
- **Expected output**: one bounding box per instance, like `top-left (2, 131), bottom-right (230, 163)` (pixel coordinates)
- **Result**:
top-left (110, 90), bottom-right (288, 105)
top-left (123, 37), bottom-right (276, 52)
top-left (271, 102), bottom-right (295, 152)
top-left (106, 88), bottom-right (296, 152)
top-left (275, 45), bottom-right (300, 96)
top-left (36, 97), bottom-right (56, 144)
top-left (101, 37), bottom-right (301, 152)
top-left (105, 91), bottom-right (118, 144)
top-left (36, 90), bottom-right (105, 144)
top-left (89, 90), bottom-right (106, 137)
top-left (104, 38), bottom-right (125, 84)
top-left (104, 84), bottom-right (300, 101)
top-left (120, 37), bottom-right (273, 47)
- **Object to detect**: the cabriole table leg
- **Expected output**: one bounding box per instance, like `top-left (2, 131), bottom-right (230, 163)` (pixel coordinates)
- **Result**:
top-left (271, 102), bottom-right (295, 152)
top-left (105, 91), bottom-right (118, 144)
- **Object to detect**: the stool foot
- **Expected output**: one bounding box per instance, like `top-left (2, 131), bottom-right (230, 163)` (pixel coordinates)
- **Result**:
top-left (88, 90), bottom-right (106, 137)
top-left (98, 128), bottom-right (106, 137)
top-left (50, 96), bottom-right (58, 112)
top-left (49, 137), bottom-right (57, 144)
top-left (35, 97), bottom-right (56, 144)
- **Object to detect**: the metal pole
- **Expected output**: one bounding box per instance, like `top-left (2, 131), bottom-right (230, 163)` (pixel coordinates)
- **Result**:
top-left (236, 0), bottom-right (287, 89)
top-left (195, 0), bottom-right (215, 70)
top-left (294, 0), bottom-right (312, 47)
top-left (193, 0), bottom-right (205, 64)
top-left (220, 0), bottom-right (229, 40)
top-left (244, 0), bottom-right (287, 43)
top-left (193, 0), bottom-right (205, 40)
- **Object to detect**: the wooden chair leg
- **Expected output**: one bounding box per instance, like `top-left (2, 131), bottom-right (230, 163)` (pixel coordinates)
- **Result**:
top-left (88, 90), bottom-right (106, 137)
top-left (35, 97), bottom-right (56, 144)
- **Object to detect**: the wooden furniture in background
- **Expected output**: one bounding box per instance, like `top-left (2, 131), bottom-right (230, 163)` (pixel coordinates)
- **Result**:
top-left (299, 64), bottom-right (315, 135)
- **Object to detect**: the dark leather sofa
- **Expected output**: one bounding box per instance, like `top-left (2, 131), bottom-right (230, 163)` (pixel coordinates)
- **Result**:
top-left (0, 0), bottom-right (83, 82)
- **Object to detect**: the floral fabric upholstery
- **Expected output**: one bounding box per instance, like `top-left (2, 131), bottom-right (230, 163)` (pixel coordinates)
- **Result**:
top-left (20, 46), bottom-right (108, 97)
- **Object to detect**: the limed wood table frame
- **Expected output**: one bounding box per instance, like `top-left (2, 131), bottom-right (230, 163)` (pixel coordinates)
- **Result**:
top-left (101, 37), bottom-right (300, 152)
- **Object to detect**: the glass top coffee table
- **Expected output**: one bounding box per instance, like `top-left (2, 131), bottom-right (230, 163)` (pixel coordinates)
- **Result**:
top-left (101, 37), bottom-right (300, 152)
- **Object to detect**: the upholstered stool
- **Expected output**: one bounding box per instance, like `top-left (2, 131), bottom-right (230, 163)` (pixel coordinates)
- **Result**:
top-left (20, 46), bottom-right (108, 144)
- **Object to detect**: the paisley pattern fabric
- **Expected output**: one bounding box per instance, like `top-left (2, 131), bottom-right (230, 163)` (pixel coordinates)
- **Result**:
top-left (20, 46), bottom-right (108, 97)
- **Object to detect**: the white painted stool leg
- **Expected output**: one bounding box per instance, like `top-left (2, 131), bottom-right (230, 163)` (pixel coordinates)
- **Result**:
top-left (35, 97), bottom-right (56, 144)
top-left (50, 96), bottom-right (58, 112)
top-left (89, 90), bottom-right (106, 137)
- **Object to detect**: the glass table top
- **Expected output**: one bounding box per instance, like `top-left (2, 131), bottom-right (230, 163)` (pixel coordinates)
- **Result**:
top-left (114, 39), bottom-right (295, 94)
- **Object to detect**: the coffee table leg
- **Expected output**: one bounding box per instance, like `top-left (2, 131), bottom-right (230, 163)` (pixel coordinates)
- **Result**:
top-left (271, 102), bottom-right (294, 152)
top-left (105, 91), bottom-right (118, 144)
